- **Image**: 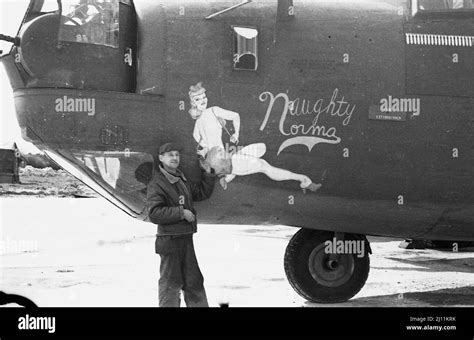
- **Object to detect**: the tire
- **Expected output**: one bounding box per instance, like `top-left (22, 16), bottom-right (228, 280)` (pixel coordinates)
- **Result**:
top-left (284, 228), bottom-right (370, 303)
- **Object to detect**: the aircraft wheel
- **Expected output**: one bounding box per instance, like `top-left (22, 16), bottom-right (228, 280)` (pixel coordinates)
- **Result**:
top-left (284, 229), bottom-right (370, 303)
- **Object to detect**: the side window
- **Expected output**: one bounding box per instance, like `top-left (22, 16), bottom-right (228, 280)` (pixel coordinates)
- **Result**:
top-left (233, 26), bottom-right (258, 71)
top-left (58, 0), bottom-right (119, 48)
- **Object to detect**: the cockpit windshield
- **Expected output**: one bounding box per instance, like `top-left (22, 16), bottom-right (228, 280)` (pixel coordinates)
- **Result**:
top-left (35, 0), bottom-right (120, 48)
top-left (59, 0), bottom-right (119, 47)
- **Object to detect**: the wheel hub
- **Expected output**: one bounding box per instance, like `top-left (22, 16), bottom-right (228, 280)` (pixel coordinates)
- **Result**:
top-left (308, 243), bottom-right (355, 287)
top-left (326, 259), bottom-right (339, 270)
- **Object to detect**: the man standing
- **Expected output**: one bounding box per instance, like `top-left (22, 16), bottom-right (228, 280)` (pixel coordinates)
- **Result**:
top-left (146, 142), bottom-right (215, 307)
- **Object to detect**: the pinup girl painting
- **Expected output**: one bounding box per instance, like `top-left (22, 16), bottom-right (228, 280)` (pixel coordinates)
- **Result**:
top-left (188, 82), bottom-right (321, 193)
top-left (188, 82), bottom-right (240, 158)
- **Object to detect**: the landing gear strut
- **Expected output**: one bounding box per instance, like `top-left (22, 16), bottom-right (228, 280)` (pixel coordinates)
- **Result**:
top-left (284, 229), bottom-right (371, 303)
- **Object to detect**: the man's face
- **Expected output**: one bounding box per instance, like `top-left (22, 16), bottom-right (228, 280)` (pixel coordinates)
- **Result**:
top-left (192, 93), bottom-right (208, 111)
top-left (159, 150), bottom-right (180, 170)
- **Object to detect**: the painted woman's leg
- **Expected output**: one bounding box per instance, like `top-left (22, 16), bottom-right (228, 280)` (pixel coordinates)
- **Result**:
top-left (257, 159), bottom-right (321, 191)
top-left (230, 155), bottom-right (321, 192)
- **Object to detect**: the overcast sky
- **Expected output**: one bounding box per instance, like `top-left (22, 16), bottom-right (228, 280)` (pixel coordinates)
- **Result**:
top-left (0, 0), bottom-right (40, 153)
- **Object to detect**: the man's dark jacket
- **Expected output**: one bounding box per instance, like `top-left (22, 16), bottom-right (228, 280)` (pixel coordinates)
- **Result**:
top-left (146, 164), bottom-right (215, 236)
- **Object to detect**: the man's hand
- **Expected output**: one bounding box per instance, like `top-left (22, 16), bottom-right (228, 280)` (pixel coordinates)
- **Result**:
top-left (183, 209), bottom-right (196, 222)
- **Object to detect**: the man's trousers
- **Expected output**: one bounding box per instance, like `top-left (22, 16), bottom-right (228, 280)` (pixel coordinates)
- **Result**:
top-left (155, 234), bottom-right (208, 307)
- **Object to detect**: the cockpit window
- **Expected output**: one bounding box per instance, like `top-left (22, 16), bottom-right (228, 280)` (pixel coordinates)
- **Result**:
top-left (71, 149), bottom-right (154, 217)
top-left (44, 149), bottom-right (152, 219)
top-left (58, 0), bottom-right (119, 48)
top-left (417, 0), bottom-right (473, 11)
top-left (233, 26), bottom-right (258, 71)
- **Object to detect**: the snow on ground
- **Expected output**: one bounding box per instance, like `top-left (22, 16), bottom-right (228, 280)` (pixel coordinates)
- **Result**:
top-left (1, 196), bottom-right (473, 307)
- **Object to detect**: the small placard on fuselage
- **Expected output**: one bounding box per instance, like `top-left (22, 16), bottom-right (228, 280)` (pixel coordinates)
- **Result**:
top-left (368, 105), bottom-right (407, 122)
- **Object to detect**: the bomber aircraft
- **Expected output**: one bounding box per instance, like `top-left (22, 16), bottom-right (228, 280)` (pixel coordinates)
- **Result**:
top-left (1, 0), bottom-right (473, 303)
